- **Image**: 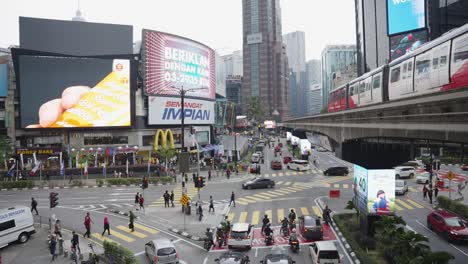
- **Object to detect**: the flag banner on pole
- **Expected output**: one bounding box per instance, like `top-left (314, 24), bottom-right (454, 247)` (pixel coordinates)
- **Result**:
top-left (59, 152), bottom-right (63, 167)
top-left (84, 160), bottom-right (88, 176)
top-left (20, 153), bottom-right (24, 169)
top-left (126, 159), bottom-right (129, 175)
top-left (32, 152), bottom-right (37, 165)
top-left (60, 160), bottom-right (65, 177)
top-left (30, 161), bottom-right (41, 176)
top-left (7, 160), bottom-right (16, 177)
top-left (103, 163), bottom-right (106, 176)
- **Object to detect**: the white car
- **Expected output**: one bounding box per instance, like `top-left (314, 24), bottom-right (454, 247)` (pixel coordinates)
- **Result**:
top-left (251, 153), bottom-right (261, 163)
top-left (287, 159), bottom-right (310, 171)
top-left (394, 166), bottom-right (415, 179)
top-left (416, 171), bottom-right (431, 184)
top-left (227, 223), bottom-right (253, 249)
top-left (0, 206), bottom-right (35, 248)
top-left (309, 241), bottom-right (340, 264)
top-left (145, 238), bottom-right (179, 264)
top-left (395, 180), bottom-right (408, 195)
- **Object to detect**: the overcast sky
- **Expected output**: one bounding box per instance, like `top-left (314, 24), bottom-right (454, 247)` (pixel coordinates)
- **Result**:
top-left (0, 0), bottom-right (356, 60)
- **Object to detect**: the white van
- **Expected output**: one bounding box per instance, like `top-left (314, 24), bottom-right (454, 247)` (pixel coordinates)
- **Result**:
top-left (287, 160), bottom-right (310, 171)
top-left (309, 241), bottom-right (341, 264)
top-left (0, 206), bottom-right (35, 248)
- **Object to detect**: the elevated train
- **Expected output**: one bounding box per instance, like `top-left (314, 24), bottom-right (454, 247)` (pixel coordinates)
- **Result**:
top-left (328, 23), bottom-right (468, 113)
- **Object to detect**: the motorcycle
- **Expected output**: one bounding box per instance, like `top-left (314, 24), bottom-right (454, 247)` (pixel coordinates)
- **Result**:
top-left (265, 234), bottom-right (274, 246)
top-left (204, 238), bottom-right (213, 251)
top-left (217, 235), bottom-right (225, 248)
top-left (290, 239), bottom-right (299, 253)
top-left (281, 225), bottom-right (289, 236)
top-left (323, 212), bottom-right (332, 225)
top-left (289, 220), bottom-right (296, 230)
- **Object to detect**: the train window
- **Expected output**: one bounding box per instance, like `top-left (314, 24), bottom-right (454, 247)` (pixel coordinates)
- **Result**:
top-left (349, 85), bottom-right (354, 96)
top-left (453, 33), bottom-right (468, 63)
top-left (390, 67), bottom-right (401, 83)
top-left (432, 57), bottom-right (439, 69)
top-left (416, 54), bottom-right (430, 75)
top-left (440, 46), bottom-right (448, 67)
top-left (360, 82), bottom-right (365, 93)
top-left (407, 61), bottom-right (413, 78)
top-left (373, 75), bottom-right (381, 89)
top-left (402, 63), bottom-right (407, 79)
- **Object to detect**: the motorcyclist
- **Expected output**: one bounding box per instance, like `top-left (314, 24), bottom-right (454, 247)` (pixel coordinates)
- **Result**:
top-left (262, 214), bottom-right (270, 234)
top-left (264, 223), bottom-right (273, 237)
top-left (288, 209), bottom-right (296, 228)
top-left (289, 228), bottom-right (299, 244)
top-left (216, 225), bottom-right (224, 246)
top-left (323, 205), bottom-right (332, 223)
top-left (205, 228), bottom-right (214, 243)
top-left (281, 217), bottom-right (289, 233)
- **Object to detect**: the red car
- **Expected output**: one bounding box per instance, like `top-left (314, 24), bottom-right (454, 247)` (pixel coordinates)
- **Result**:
top-left (427, 210), bottom-right (468, 243)
top-left (274, 146), bottom-right (281, 153)
top-left (283, 156), bottom-right (293, 164)
top-left (461, 164), bottom-right (468, 171)
top-left (271, 160), bottom-right (282, 170)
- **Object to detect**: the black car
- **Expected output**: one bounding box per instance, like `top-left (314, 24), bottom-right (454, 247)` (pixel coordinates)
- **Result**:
top-left (324, 166), bottom-right (349, 176)
top-left (215, 251), bottom-right (250, 264)
top-left (242, 178), bottom-right (275, 190)
top-left (298, 215), bottom-right (323, 241)
top-left (260, 247), bottom-right (296, 264)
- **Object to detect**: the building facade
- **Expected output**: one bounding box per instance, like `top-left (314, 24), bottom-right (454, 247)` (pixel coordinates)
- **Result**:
top-left (226, 75), bottom-right (243, 116)
top-left (307, 83), bottom-right (322, 115)
top-left (242, 0), bottom-right (289, 121)
top-left (355, 0), bottom-right (468, 76)
top-left (223, 50), bottom-right (243, 77)
top-left (321, 45), bottom-right (356, 108)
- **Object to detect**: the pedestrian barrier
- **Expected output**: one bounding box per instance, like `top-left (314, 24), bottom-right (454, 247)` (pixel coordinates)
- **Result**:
top-left (329, 190), bottom-right (340, 198)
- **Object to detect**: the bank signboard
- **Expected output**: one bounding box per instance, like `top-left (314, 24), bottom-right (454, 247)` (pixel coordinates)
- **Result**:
top-left (148, 96), bottom-right (214, 125)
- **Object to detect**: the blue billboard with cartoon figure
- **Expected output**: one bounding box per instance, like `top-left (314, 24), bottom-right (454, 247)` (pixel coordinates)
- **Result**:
top-left (0, 63), bottom-right (7, 97)
top-left (387, 0), bottom-right (426, 35)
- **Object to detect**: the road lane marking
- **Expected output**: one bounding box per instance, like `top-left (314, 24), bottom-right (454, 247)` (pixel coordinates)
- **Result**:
top-left (251, 211), bottom-right (260, 225)
top-left (343, 184), bottom-right (349, 188)
top-left (260, 192), bottom-right (277, 198)
top-left (275, 190), bottom-right (291, 194)
top-left (277, 181), bottom-right (284, 185)
top-left (396, 199), bottom-right (414, 210)
top-left (298, 172), bottom-right (304, 175)
top-left (91, 233), bottom-right (120, 245)
top-left (245, 196), bottom-right (264, 201)
top-left (271, 173), bottom-right (277, 177)
top-left (228, 213), bottom-right (235, 222)
top-left (395, 204), bottom-right (404, 210)
top-left (265, 210), bottom-right (272, 221)
top-left (133, 223), bottom-right (159, 234)
top-left (312, 206), bottom-right (322, 217)
top-left (116, 225), bottom-right (147, 238)
top-left (278, 173), bottom-right (284, 176)
top-left (253, 194), bottom-right (271, 199)
top-left (277, 209), bottom-right (285, 224)
top-left (301, 207), bottom-right (310, 215)
top-left (108, 230), bottom-right (135, 242)
top-left (284, 182), bottom-right (292, 186)
top-left (405, 199), bottom-right (424, 209)
top-left (285, 172), bottom-right (291, 175)
top-left (239, 212), bottom-right (248, 223)
top-left (333, 184), bottom-right (340, 188)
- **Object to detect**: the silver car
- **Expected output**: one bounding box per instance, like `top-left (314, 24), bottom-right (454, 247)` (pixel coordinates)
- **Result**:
top-left (145, 238), bottom-right (179, 264)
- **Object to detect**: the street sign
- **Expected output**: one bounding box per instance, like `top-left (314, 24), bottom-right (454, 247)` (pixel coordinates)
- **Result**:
top-left (447, 171), bottom-right (455, 181)
top-left (180, 194), bottom-right (189, 206)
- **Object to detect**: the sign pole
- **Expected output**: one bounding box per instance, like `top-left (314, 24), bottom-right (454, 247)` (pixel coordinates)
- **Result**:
top-left (447, 171), bottom-right (454, 200)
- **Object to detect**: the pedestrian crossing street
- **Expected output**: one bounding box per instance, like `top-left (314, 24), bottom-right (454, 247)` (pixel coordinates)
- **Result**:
top-left (90, 222), bottom-right (159, 245)
top-left (149, 185), bottom-right (199, 208)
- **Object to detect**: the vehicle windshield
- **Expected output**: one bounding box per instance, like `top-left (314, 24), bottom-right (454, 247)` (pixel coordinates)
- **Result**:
top-left (445, 218), bottom-right (466, 227)
top-left (157, 247), bottom-right (175, 256)
top-left (396, 181), bottom-right (404, 187)
top-left (319, 250), bottom-right (339, 259)
top-left (231, 231), bottom-right (248, 239)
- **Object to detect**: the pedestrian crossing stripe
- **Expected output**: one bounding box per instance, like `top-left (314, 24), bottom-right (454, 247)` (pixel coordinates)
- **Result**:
top-left (277, 181), bottom-right (284, 185)
top-left (298, 172), bottom-right (304, 175)
top-left (284, 182), bottom-right (292, 186)
top-left (395, 204), bottom-right (404, 211)
top-left (333, 184), bottom-right (340, 188)
top-left (286, 172), bottom-right (291, 176)
top-left (260, 192), bottom-right (277, 198)
top-left (245, 196), bottom-right (264, 201)
top-left (343, 184), bottom-right (349, 188)
top-left (405, 199), bottom-right (424, 209)
top-left (312, 206), bottom-right (322, 218)
top-left (107, 229), bottom-right (135, 242)
top-left (301, 207), bottom-right (309, 215)
top-left (133, 223), bottom-right (159, 234)
top-left (265, 210), bottom-right (272, 221)
top-left (228, 213), bottom-right (235, 222)
top-left (253, 194), bottom-right (272, 199)
top-left (251, 211), bottom-right (260, 225)
top-left (271, 173), bottom-right (277, 177)
top-left (396, 199), bottom-right (413, 210)
top-left (92, 233), bottom-right (120, 245)
top-left (239, 212), bottom-right (248, 223)
top-left (277, 209), bottom-right (285, 223)
top-left (275, 189), bottom-right (291, 194)
top-left (409, 187), bottom-right (418, 192)
top-left (278, 173), bottom-right (284, 176)
top-left (116, 225), bottom-right (147, 238)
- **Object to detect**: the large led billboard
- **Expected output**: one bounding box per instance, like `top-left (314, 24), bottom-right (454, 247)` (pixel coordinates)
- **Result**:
top-left (387, 0), bottom-right (426, 35)
top-left (353, 164), bottom-right (368, 213)
top-left (19, 56), bottom-right (131, 128)
top-left (19, 17), bottom-right (133, 56)
top-left (148, 96), bottom-right (214, 125)
top-left (0, 62), bottom-right (7, 97)
top-left (367, 169), bottom-right (396, 215)
top-left (142, 30), bottom-right (215, 100)
top-left (390, 30), bottom-right (427, 61)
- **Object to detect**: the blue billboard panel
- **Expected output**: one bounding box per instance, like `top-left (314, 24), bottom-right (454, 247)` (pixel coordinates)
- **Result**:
top-left (390, 30), bottom-right (428, 61)
top-left (387, 0), bottom-right (426, 35)
top-left (0, 63), bottom-right (8, 97)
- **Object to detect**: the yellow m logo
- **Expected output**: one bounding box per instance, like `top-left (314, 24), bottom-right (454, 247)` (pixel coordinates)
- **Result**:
top-left (154, 129), bottom-right (175, 150)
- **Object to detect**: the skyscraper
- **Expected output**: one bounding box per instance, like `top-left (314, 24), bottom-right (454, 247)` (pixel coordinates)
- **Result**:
top-left (306, 59), bottom-right (322, 115)
top-left (242, 0), bottom-right (289, 121)
top-left (283, 31), bottom-right (306, 117)
top-left (223, 50), bottom-right (243, 77)
top-left (321, 45), bottom-right (356, 108)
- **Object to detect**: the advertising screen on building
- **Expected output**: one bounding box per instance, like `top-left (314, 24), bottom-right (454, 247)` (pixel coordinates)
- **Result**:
top-left (142, 30), bottom-right (215, 100)
top-left (148, 96), bottom-right (214, 125)
top-left (390, 30), bottom-right (427, 61)
top-left (0, 62), bottom-right (7, 97)
top-left (353, 164), bottom-right (368, 213)
top-left (19, 56), bottom-right (131, 128)
top-left (387, 0), bottom-right (426, 35)
top-left (367, 170), bottom-right (396, 215)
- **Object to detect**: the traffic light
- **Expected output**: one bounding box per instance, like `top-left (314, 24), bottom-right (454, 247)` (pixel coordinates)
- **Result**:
top-left (200, 177), bottom-right (205, 188)
top-left (195, 176), bottom-right (206, 189)
top-left (49, 192), bottom-right (59, 208)
top-left (142, 176), bottom-right (149, 189)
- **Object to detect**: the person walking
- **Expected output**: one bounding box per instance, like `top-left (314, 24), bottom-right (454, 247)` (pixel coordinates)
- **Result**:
top-left (428, 187), bottom-right (433, 204)
top-left (229, 191), bottom-right (236, 207)
top-left (209, 195), bottom-right (215, 213)
top-left (54, 219), bottom-right (62, 238)
top-left (134, 192), bottom-right (140, 210)
top-left (49, 234), bottom-right (57, 261)
top-left (226, 168), bottom-right (231, 180)
top-left (163, 190), bottom-right (170, 208)
top-left (434, 185), bottom-right (439, 198)
top-left (83, 212), bottom-right (93, 238)
top-left (71, 230), bottom-right (81, 255)
top-left (139, 194), bottom-right (145, 211)
top-left (30, 197), bottom-right (38, 215)
top-left (170, 191), bottom-right (175, 207)
top-left (198, 204), bottom-right (203, 221)
top-left (208, 169), bottom-right (212, 181)
top-left (422, 184), bottom-right (428, 200)
top-left (129, 210), bottom-right (135, 232)
top-left (101, 216), bottom-right (111, 236)
top-left (184, 173), bottom-right (188, 184)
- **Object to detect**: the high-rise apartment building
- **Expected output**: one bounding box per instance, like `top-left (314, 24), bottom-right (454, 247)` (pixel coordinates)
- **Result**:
top-left (242, 0), bottom-right (289, 121)
top-left (355, 0), bottom-right (468, 76)
top-left (306, 60), bottom-right (322, 115)
top-left (321, 45), bottom-right (356, 108)
top-left (283, 31), bottom-right (306, 117)
top-left (226, 76), bottom-right (243, 116)
top-left (223, 50), bottom-right (243, 77)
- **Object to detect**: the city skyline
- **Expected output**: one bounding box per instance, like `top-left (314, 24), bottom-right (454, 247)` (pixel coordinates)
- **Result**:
top-left (0, 0), bottom-right (356, 60)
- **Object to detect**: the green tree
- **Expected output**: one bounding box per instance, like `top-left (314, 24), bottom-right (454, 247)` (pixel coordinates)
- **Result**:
top-left (248, 96), bottom-right (263, 122)
top-left (155, 146), bottom-right (176, 173)
top-left (345, 200), bottom-right (360, 220)
top-left (411, 251), bottom-right (454, 264)
top-left (0, 135), bottom-right (14, 170)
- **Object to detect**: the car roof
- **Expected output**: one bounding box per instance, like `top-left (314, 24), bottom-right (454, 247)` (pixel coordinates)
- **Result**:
top-left (433, 210), bottom-right (458, 219)
top-left (232, 223), bottom-right (250, 231)
top-left (395, 166), bottom-right (414, 169)
top-left (327, 166), bottom-right (347, 169)
top-left (151, 238), bottom-right (174, 248)
top-left (313, 241), bottom-right (338, 250)
top-left (302, 215), bottom-right (319, 226)
top-left (292, 159), bottom-right (308, 163)
top-left (219, 251), bottom-right (246, 263)
top-left (395, 180), bottom-right (405, 183)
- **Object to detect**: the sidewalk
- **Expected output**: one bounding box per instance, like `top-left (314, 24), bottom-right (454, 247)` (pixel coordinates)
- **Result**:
top-left (0, 225), bottom-right (103, 264)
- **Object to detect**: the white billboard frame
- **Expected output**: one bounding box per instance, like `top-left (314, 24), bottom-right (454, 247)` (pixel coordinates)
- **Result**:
top-left (148, 96), bottom-right (214, 125)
